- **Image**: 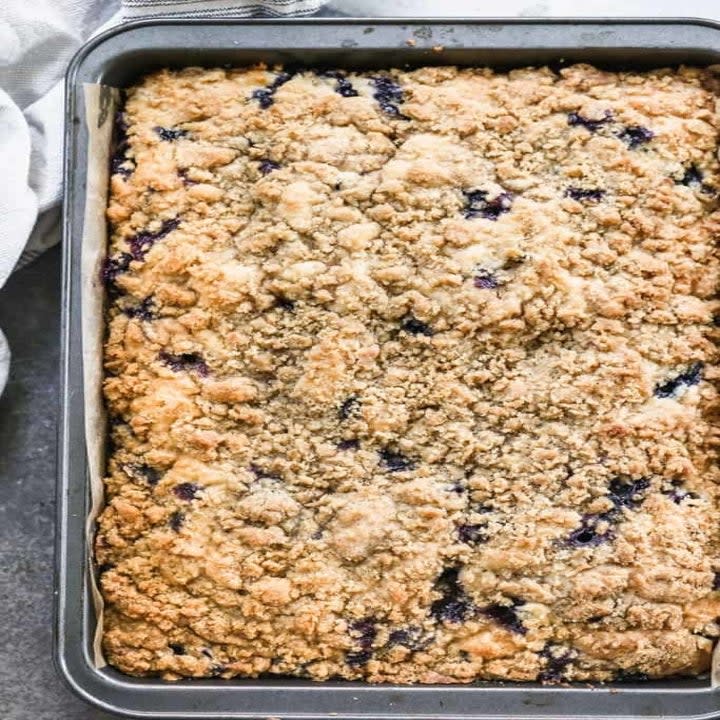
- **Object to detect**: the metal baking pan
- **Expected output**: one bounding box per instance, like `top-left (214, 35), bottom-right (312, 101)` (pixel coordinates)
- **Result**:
top-left (57, 17), bottom-right (720, 719)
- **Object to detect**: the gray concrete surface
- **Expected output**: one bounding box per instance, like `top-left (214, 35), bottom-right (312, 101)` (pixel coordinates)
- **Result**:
top-left (0, 246), bottom-right (114, 719)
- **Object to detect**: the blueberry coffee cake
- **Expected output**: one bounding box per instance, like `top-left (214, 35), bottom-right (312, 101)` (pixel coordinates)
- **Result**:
top-left (97, 64), bottom-right (720, 683)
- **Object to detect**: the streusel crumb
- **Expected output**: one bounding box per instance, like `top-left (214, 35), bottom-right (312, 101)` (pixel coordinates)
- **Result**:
top-left (98, 64), bottom-right (720, 683)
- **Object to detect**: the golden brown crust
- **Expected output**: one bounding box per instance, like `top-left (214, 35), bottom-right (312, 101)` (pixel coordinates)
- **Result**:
top-left (98, 63), bottom-right (720, 683)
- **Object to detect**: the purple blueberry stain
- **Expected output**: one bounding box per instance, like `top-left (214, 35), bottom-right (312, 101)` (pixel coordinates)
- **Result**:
top-left (457, 523), bottom-right (488, 545)
top-left (318, 70), bottom-right (359, 98)
top-left (482, 597), bottom-right (527, 635)
top-left (565, 187), bottom-right (605, 202)
top-left (169, 643), bottom-right (185, 655)
top-left (712, 573), bottom-right (720, 591)
top-left (619, 125), bottom-right (654, 148)
top-left (101, 252), bottom-right (133, 288)
top-left (348, 618), bottom-right (377, 649)
top-left (430, 566), bottom-right (475, 624)
top-left (473, 268), bottom-right (500, 289)
top-left (126, 463), bottom-right (162, 486)
top-left (538, 643), bottom-right (577, 682)
top-left (258, 159), bottom-right (281, 175)
top-left (251, 71), bottom-right (293, 109)
top-left (370, 76), bottom-right (408, 118)
top-left (338, 395), bottom-right (360, 421)
top-left (122, 296), bottom-right (155, 321)
top-left (567, 110), bottom-right (612, 132)
top-left (337, 438), bottom-right (360, 451)
top-left (654, 362), bottom-right (704, 398)
top-left (463, 189), bottom-right (513, 221)
top-left (159, 351), bottom-right (209, 377)
top-left (608, 476), bottom-right (651, 510)
top-left (401, 315), bottom-right (433, 336)
top-left (662, 481), bottom-right (699, 504)
top-left (387, 625), bottom-right (433, 652)
top-left (678, 165), bottom-right (715, 195)
top-left (169, 511), bottom-right (185, 532)
top-left (378, 448), bottom-right (415, 473)
top-left (681, 164), bottom-right (704, 186)
top-left (154, 126), bottom-right (188, 142)
top-left (345, 650), bottom-right (372, 667)
top-left (565, 513), bottom-right (614, 547)
top-left (173, 483), bottom-right (200, 501)
top-left (128, 217), bottom-right (180, 261)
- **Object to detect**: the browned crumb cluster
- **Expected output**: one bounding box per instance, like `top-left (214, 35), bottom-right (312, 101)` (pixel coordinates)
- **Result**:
top-left (97, 64), bottom-right (720, 683)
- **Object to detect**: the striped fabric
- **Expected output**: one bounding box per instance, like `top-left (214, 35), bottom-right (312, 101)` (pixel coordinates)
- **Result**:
top-left (122, 0), bottom-right (327, 19)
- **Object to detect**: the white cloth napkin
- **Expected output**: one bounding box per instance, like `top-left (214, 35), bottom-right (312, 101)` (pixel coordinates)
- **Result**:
top-left (0, 0), bottom-right (328, 396)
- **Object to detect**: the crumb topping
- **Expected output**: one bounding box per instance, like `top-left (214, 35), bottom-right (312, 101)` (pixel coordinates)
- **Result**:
top-left (98, 64), bottom-right (720, 683)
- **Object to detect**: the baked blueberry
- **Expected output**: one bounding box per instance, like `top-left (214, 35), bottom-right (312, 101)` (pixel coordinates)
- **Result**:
top-left (159, 351), bottom-right (209, 376)
top-left (473, 268), bottom-right (499, 289)
top-left (608, 476), bottom-right (651, 510)
top-left (111, 155), bottom-right (134, 178)
top-left (258, 159), bottom-right (281, 175)
top-left (336, 77), bottom-right (359, 97)
top-left (654, 362), bottom-right (704, 398)
top-left (371, 76), bottom-right (407, 117)
top-left (251, 71), bottom-right (293, 108)
top-left (662, 481), bottom-right (699, 504)
top-left (318, 70), bottom-right (359, 98)
top-left (345, 650), bottom-right (372, 667)
top-left (169, 643), bottom-right (185, 655)
top-left (101, 252), bottom-right (133, 286)
top-left (154, 126), bottom-right (188, 141)
top-left (169, 511), bottom-right (185, 531)
top-left (129, 218), bottom-right (180, 261)
top-left (619, 125), bottom-right (654, 148)
top-left (401, 315), bottom-right (433, 336)
top-left (565, 187), bottom-right (605, 202)
top-left (482, 598), bottom-right (526, 634)
top-left (126, 463), bottom-right (162, 486)
top-left (457, 523), bottom-right (488, 545)
top-left (387, 625), bottom-right (433, 651)
top-left (338, 395), bottom-right (360, 421)
top-left (337, 438), bottom-right (360, 451)
top-left (677, 164), bottom-right (715, 194)
top-left (430, 566), bottom-right (475, 624)
top-left (565, 514), bottom-right (614, 547)
top-left (173, 483), bottom-right (200, 501)
top-left (349, 618), bottom-right (377, 648)
top-left (122, 296), bottom-right (155, 321)
top-left (463, 189), bottom-right (513, 220)
top-left (538, 643), bottom-right (576, 682)
top-left (378, 448), bottom-right (415, 473)
top-left (567, 110), bottom-right (612, 132)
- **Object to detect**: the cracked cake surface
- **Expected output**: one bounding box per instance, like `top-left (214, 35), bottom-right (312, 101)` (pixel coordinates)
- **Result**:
top-left (97, 63), bottom-right (720, 682)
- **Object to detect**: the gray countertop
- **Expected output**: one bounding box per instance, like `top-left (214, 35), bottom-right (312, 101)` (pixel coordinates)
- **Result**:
top-left (0, 247), bottom-right (113, 720)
